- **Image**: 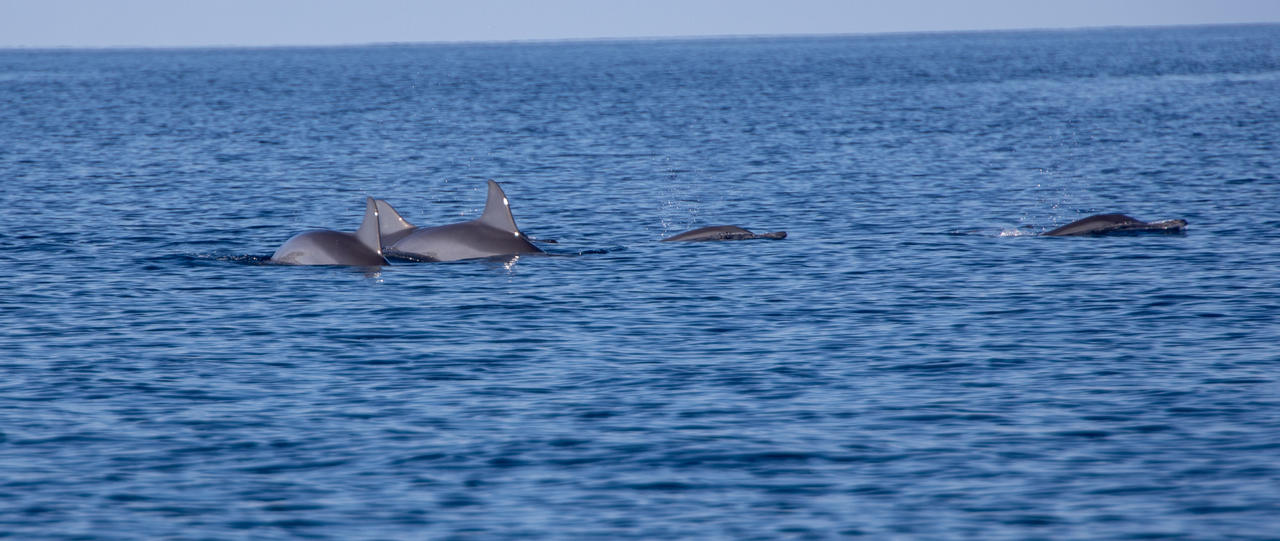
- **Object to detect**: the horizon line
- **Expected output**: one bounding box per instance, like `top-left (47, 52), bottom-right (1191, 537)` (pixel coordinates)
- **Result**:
top-left (2, 21), bottom-right (1276, 53)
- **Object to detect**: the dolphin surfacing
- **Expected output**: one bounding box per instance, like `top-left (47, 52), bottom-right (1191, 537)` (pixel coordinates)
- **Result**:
top-left (271, 197), bottom-right (387, 266)
top-left (1043, 214), bottom-right (1188, 236)
top-left (374, 180), bottom-right (544, 262)
top-left (661, 225), bottom-right (787, 242)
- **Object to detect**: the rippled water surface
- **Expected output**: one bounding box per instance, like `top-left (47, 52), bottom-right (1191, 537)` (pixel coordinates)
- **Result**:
top-left (2, 25), bottom-right (1279, 539)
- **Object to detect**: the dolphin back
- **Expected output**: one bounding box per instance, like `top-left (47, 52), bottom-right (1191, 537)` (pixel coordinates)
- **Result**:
top-left (1044, 213), bottom-right (1187, 236)
top-left (269, 197), bottom-right (387, 266)
top-left (662, 225), bottom-right (787, 242)
top-left (381, 180), bottom-right (543, 262)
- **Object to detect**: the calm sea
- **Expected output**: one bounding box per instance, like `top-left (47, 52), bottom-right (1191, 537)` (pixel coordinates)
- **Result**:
top-left (1, 24), bottom-right (1278, 539)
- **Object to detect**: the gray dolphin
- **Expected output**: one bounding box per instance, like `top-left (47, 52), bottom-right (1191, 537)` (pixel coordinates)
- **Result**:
top-left (1043, 214), bottom-right (1188, 236)
top-left (271, 197), bottom-right (387, 266)
top-left (661, 225), bottom-right (787, 242)
top-left (374, 180), bottom-right (544, 262)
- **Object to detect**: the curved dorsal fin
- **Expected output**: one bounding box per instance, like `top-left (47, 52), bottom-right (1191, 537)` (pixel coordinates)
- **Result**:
top-left (374, 199), bottom-right (416, 236)
top-left (477, 179), bottom-right (521, 234)
top-left (355, 197), bottom-right (383, 255)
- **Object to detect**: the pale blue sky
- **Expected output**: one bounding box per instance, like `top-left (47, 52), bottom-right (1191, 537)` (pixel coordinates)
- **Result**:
top-left (2, 0), bottom-right (1279, 48)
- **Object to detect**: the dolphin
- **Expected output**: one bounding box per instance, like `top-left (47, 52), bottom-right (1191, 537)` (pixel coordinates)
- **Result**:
top-left (1042, 214), bottom-right (1188, 236)
top-left (374, 180), bottom-right (544, 262)
top-left (271, 197), bottom-right (387, 266)
top-left (661, 225), bottom-right (787, 242)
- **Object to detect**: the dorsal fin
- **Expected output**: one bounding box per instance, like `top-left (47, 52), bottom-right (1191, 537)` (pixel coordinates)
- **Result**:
top-left (477, 179), bottom-right (521, 234)
top-left (355, 197), bottom-right (383, 255)
top-left (374, 199), bottom-right (415, 236)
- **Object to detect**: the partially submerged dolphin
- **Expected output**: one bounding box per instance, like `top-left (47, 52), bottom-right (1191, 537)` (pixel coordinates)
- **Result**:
top-left (1043, 214), bottom-right (1188, 236)
top-left (374, 180), bottom-right (544, 262)
top-left (271, 197), bottom-right (387, 266)
top-left (661, 225), bottom-right (787, 242)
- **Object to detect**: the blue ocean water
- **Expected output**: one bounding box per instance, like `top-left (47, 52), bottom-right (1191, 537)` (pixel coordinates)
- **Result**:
top-left (1, 24), bottom-right (1279, 539)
